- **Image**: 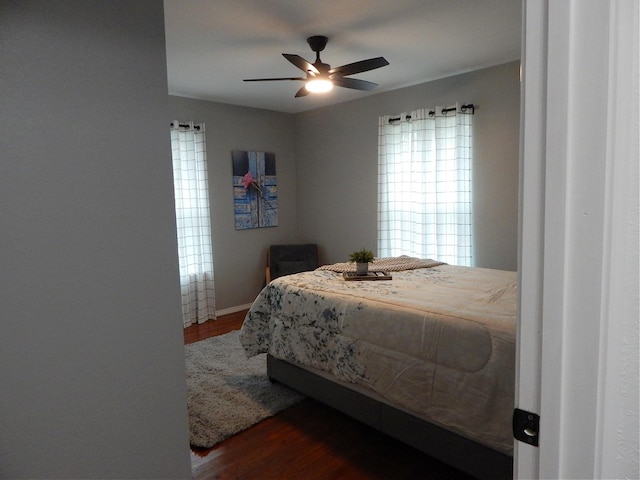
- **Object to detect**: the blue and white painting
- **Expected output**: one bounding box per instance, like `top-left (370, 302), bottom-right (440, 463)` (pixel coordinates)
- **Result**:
top-left (232, 150), bottom-right (278, 229)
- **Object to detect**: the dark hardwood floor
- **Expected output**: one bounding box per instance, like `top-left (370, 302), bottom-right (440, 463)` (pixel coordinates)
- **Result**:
top-left (183, 309), bottom-right (247, 345)
top-left (184, 310), bottom-right (474, 480)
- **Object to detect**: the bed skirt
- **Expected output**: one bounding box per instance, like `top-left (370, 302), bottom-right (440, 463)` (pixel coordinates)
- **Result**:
top-left (267, 354), bottom-right (513, 480)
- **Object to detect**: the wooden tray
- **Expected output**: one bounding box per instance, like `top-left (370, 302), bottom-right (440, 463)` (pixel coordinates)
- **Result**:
top-left (343, 271), bottom-right (392, 281)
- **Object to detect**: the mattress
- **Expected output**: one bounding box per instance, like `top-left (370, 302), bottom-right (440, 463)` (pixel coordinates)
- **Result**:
top-left (240, 261), bottom-right (517, 454)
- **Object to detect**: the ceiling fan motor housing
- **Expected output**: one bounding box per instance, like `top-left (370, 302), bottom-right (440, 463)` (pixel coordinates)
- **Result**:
top-left (307, 35), bottom-right (328, 53)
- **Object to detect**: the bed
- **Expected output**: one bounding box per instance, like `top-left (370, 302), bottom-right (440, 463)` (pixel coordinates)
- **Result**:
top-left (240, 257), bottom-right (516, 479)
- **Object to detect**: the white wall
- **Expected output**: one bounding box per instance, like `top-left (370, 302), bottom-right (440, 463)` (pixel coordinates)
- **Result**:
top-left (168, 97), bottom-right (298, 310)
top-left (294, 62), bottom-right (521, 271)
top-left (0, 2), bottom-right (191, 478)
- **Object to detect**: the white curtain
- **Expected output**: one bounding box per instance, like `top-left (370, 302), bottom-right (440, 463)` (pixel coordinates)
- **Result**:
top-left (377, 104), bottom-right (473, 266)
top-left (170, 121), bottom-right (216, 327)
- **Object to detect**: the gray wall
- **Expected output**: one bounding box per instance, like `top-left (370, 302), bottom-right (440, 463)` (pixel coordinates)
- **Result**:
top-left (0, 2), bottom-right (191, 478)
top-left (0, 4), bottom-right (520, 476)
top-left (169, 62), bottom-right (520, 311)
top-left (295, 62), bottom-right (520, 271)
top-left (168, 97), bottom-right (298, 310)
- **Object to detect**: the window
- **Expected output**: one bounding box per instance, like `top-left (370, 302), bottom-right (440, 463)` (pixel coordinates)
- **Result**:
top-left (170, 121), bottom-right (215, 327)
top-left (377, 104), bottom-right (473, 266)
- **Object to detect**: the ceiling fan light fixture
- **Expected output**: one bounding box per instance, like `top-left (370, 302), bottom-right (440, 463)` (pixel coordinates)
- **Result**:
top-left (305, 78), bottom-right (333, 93)
top-left (244, 35), bottom-right (388, 98)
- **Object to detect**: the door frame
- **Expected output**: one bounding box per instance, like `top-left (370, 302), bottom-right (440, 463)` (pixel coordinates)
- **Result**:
top-left (516, 1), bottom-right (639, 478)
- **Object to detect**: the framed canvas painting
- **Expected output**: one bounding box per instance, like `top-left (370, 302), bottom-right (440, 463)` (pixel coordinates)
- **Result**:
top-left (232, 150), bottom-right (278, 229)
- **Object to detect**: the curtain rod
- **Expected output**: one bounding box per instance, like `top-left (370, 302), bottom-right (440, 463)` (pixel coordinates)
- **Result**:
top-left (388, 103), bottom-right (475, 123)
top-left (170, 122), bottom-right (201, 131)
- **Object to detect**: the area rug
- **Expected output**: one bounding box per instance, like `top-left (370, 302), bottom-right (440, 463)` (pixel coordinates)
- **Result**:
top-left (185, 330), bottom-right (305, 448)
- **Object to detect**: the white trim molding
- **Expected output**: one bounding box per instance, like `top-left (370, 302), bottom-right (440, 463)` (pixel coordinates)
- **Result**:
top-left (216, 303), bottom-right (253, 317)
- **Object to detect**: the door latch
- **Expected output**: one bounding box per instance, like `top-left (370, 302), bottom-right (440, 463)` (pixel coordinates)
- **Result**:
top-left (513, 408), bottom-right (540, 446)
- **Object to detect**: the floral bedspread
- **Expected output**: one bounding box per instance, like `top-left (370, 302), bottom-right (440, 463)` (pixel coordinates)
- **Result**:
top-left (239, 262), bottom-right (517, 454)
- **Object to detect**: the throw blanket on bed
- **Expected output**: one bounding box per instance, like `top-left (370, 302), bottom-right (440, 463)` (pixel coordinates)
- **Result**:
top-left (240, 261), bottom-right (517, 455)
top-left (317, 255), bottom-right (445, 272)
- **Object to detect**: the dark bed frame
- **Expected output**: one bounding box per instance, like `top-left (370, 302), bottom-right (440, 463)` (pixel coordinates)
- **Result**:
top-left (268, 354), bottom-right (513, 480)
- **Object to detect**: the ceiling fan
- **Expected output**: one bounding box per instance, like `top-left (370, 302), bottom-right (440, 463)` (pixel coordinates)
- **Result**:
top-left (243, 35), bottom-right (389, 98)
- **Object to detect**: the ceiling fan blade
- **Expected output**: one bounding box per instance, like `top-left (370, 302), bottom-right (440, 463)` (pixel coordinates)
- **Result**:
top-left (283, 54), bottom-right (319, 75)
top-left (329, 57), bottom-right (389, 77)
top-left (332, 77), bottom-right (378, 91)
top-left (244, 77), bottom-right (305, 82)
top-left (294, 85), bottom-right (309, 97)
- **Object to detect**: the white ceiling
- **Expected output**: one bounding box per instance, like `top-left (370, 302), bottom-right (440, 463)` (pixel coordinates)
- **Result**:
top-left (164, 0), bottom-right (522, 114)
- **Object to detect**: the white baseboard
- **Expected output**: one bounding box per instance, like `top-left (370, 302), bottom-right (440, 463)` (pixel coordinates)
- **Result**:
top-left (216, 303), bottom-right (253, 318)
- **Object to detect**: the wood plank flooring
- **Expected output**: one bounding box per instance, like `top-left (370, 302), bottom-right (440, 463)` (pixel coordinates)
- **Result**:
top-left (184, 311), bottom-right (474, 480)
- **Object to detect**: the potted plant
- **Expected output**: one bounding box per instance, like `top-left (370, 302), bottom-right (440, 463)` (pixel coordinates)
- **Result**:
top-left (349, 248), bottom-right (375, 275)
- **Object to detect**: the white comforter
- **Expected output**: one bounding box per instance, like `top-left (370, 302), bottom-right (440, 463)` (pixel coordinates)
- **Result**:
top-left (240, 262), bottom-right (517, 454)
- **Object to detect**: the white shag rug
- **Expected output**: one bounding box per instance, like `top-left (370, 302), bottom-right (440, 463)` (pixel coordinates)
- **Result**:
top-left (185, 330), bottom-right (305, 448)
